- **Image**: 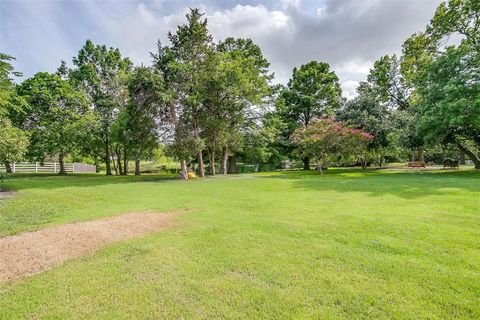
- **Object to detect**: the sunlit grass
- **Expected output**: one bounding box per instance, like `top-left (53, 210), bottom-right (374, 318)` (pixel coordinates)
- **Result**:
top-left (0, 169), bottom-right (479, 319)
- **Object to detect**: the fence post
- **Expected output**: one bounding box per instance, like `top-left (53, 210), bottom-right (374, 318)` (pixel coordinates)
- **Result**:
top-left (73, 163), bottom-right (75, 174)
top-left (54, 162), bottom-right (57, 173)
top-left (35, 162), bottom-right (38, 173)
top-left (13, 162), bottom-right (16, 173)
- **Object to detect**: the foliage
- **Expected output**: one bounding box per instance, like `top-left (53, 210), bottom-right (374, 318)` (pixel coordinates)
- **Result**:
top-left (5, 1), bottom-right (480, 174)
top-left (417, 43), bottom-right (480, 144)
top-left (405, 0), bottom-right (480, 168)
top-left (0, 53), bottom-right (29, 167)
top-left (153, 9), bottom-right (273, 175)
top-left (70, 40), bottom-right (132, 175)
top-left (277, 61), bottom-right (342, 130)
top-left (111, 66), bottom-right (167, 174)
top-left (337, 83), bottom-right (392, 165)
top-left (427, 0), bottom-right (479, 46)
top-left (199, 37), bottom-right (272, 173)
top-left (149, 9), bottom-right (212, 176)
top-left (17, 72), bottom-right (90, 173)
top-left (275, 61), bottom-right (342, 169)
top-left (290, 118), bottom-right (372, 173)
top-left (0, 117), bottom-right (29, 164)
top-left (0, 53), bottom-right (22, 107)
top-left (368, 55), bottom-right (410, 110)
top-left (240, 117), bottom-right (280, 164)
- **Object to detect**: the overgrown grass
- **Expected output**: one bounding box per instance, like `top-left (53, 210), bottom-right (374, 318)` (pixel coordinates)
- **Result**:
top-left (0, 169), bottom-right (479, 319)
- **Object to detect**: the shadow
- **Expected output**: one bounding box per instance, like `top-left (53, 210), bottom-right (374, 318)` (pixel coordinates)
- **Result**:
top-left (2, 168), bottom-right (479, 200)
top-left (257, 168), bottom-right (480, 200)
top-left (1, 173), bottom-right (178, 191)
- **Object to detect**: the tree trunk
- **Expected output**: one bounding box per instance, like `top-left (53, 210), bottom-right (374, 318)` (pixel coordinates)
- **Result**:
top-left (208, 149), bottom-right (216, 176)
top-left (58, 153), bottom-right (67, 175)
top-left (116, 150), bottom-right (123, 176)
top-left (220, 146), bottom-right (228, 175)
top-left (134, 159), bottom-right (140, 176)
top-left (105, 139), bottom-right (112, 175)
top-left (377, 151), bottom-right (383, 168)
top-left (111, 147), bottom-right (118, 176)
top-left (303, 157), bottom-right (310, 170)
top-left (95, 159), bottom-right (100, 173)
top-left (459, 152), bottom-right (465, 165)
top-left (180, 159), bottom-right (188, 180)
top-left (197, 151), bottom-right (205, 177)
top-left (4, 161), bottom-right (12, 174)
top-left (456, 142), bottom-right (480, 169)
top-left (417, 146), bottom-right (424, 161)
top-left (123, 150), bottom-right (128, 175)
top-left (227, 155), bottom-right (237, 174)
top-left (316, 163), bottom-right (323, 175)
top-left (194, 125), bottom-right (205, 177)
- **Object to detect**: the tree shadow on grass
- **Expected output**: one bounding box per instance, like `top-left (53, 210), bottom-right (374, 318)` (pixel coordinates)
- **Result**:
top-left (1, 173), bottom-right (178, 191)
top-left (257, 168), bottom-right (480, 200)
top-left (2, 169), bottom-right (479, 200)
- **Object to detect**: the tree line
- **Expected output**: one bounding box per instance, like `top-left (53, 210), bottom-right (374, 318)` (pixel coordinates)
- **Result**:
top-left (1, 1), bottom-right (479, 177)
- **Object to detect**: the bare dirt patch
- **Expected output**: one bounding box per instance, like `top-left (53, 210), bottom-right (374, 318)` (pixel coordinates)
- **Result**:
top-left (0, 189), bottom-right (16, 200)
top-left (0, 210), bottom-right (187, 283)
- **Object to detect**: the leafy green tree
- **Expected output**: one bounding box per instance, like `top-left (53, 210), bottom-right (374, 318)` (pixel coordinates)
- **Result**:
top-left (240, 116), bottom-right (282, 166)
top-left (0, 53), bottom-right (21, 105)
top-left (416, 43), bottom-right (480, 168)
top-left (400, 33), bottom-right (436, 88)
top-left (368, 55), bottom-right (410, 110)
top-left (400, 0), bottom-right (480, 167)
top-left (0, 117), bottom-right (29, 169)
top-left (112, 66), bottom-right (167, 175)
top-left (366, 53), bottom-right (428, 162)
top-left (0, 53), bottom-right (29, 172)
top-left (200, 37), bottom-right (272, 175)
top-left (277, 61), bottom-right (342, 169)
top-left (18, 72), bottom-right (90, 174)
top-left (70, 40), bottom-right (132, 175)
top-left (153, 11), bottom-right (272, 177)
top-left (427, 0), bottom-right (479, 47)
top-left (337, 83), bottom-right (392, 166)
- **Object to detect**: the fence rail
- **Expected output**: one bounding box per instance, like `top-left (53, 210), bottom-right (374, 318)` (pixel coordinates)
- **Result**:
top-left (0, 162), bottom-right (96, 173)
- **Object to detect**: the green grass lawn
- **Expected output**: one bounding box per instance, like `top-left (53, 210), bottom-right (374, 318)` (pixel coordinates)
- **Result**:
top-left (0, 169), bottom-right (479, 319)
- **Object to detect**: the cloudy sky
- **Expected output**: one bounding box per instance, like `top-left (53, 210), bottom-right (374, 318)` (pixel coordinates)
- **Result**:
top-left (1, 0), bottom-right (442, 98)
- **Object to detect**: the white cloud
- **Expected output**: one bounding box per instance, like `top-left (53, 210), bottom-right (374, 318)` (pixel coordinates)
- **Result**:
top-left (3, 0), bottom-right (442, 99)
top-left (335, 60), bottom-right (371, 76)
top-left (316, 7), bottom-right (326, 16)
top-left (208, 5), bottom-right (290, 39)
top-left (281, 0), bottom-right (301, 9)
top-left (340, 80), bottom-right (360, 100)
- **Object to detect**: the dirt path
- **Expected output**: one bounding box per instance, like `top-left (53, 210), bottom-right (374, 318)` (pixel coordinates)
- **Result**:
top-left (0, 211), bottom-right (185, 283)
top-left (0, 189), bottom-right (16, 200)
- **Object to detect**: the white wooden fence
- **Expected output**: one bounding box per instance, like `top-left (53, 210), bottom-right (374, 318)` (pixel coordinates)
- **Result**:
top-left (0, 162), bottom-right (96, 173)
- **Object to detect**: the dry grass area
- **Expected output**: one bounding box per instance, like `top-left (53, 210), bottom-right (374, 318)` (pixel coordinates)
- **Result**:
top-left (0, 189), bottom-right (16, 200)
top-left (0, 210), bottom-right (185, 283)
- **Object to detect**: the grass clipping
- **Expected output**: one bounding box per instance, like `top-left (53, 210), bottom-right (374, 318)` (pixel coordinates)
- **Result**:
top-left (0, 211), bottom-right (185, 283)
